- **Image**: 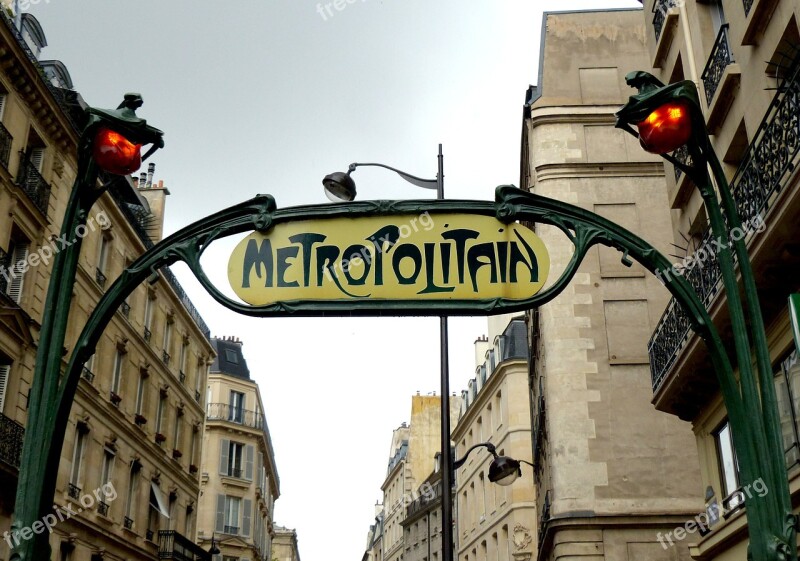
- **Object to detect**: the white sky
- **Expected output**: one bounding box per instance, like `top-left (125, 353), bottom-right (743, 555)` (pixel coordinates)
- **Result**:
top-left (28, 1), bottom-right (641, 559)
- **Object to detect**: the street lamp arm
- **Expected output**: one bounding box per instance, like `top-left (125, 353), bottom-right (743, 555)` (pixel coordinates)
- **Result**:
top-left (348, 162), bottom-right (439, 190)
top-left (453, 442), bottom-right (498, 470)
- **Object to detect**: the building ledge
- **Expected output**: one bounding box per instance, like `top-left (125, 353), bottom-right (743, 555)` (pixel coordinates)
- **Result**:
top-left (652, 7), bottom-right (679, 69)
top-left (742, 0), bottom-right (779, 46)
top-left (706, 64), bottom-right (741, 134)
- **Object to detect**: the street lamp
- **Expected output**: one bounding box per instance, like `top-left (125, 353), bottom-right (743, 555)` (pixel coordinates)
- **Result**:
top-left (321, 145), bottom-right (455, 561)
top-left (453, 442), bottom-right (534, 487)
top-left (616, 71), bottom-right (796, 561)
top-left (11, 94), bottom-right (163, 561)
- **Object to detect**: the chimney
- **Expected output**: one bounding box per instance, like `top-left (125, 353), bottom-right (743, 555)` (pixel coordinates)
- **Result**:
top-left (136, 162), bottom-right (170, 243)
top-left (146, 162), bottom-right (155, 188)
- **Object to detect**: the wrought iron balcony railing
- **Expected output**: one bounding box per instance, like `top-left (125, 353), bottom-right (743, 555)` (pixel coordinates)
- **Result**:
top-left (95, 268), bottom-right (107, 288)
top-left (179, 370), bottom-right (186, 383)
top-left (0, 122), bottom-right (12, 170)
top-left (123, 516), bottom-right (134, 530)
top-left (743, 0), bottom-right (754, 16)
top-left (652, 0), bottom-right (676, 42)
top-left (97, 501), bottom-right (109, 517)
top-left (162, 350), bottom-right (170, 365)
top-left (649, 49), bottom-right (800, 392)
top-left (538, 490), bottom-right (551, 550)
top-left (0, 412), bottom-right (24, 470)
top-left (68, 484), bottom-right (81, 500)
top-left (0, 247), bottom-right (9, 295)
top-left (223, 525), bottom-right (239, 535)
top-left (81, 366), bottom-right (94, 383)
top-left (15, 153), bottom-right (51, 216)
top-left (673, 144), bottom-right (691, 182)
top-left (206, 402), bottom-right (266, 430)
top-left (121, 300), bottom-right (131, 318)
top-left (195, 390), bottom-right (201, 403)
top-left (702, 24), bottom-right (734, 106)
top-left (144, 326), bottom-right (152, 342)
top-left (157, 530), bottom-right (211, 561)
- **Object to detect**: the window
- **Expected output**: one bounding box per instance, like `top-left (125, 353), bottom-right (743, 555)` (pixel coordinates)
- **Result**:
top-left (495, 391), bottom-right (503, 426)
top-left (125, 461), bottom-right (141, 524)
top-left (225, 496), bottom-right (240, 533)
top-left (714, 420), bottom-right (742, 508)
top-left (229, 391), bottom-right (245, 423)
top-left (221, 441), bottom-right (253, 479)
top-left (101, 446), bottom-right (115, 487)
top-left (111, 350), bottom-right (124, 396)
top-left (184, 504), bottom-right (194, 537)
top-left (97, 235), bottom-right (110, 287)
top-left (774, 350), bottom-right (800, 468)
top-left (163, 321), bottom-right (173, 362)
top-left (225, 348), bottom-right (239, 364)
top-left (156, 394), bottom-right (166, 435)
top-left (3, 238), bottom-right (30, 304)
top-left (144, 295), bottom-right (154, 340)
top-left (179, 340), bottom-right (188, 375)
top-left (173, 408), bottom-right (182, 451)
top-left (135, 372), bottom-right (146, 415)
top-left (0, 359), bottom-right (10, 413)
top-left (69, 426), bottom-right (86, 492)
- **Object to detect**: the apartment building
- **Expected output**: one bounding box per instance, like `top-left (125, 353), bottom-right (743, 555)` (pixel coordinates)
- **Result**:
top-left (272, 526), bottom-right (301, 561)
top-left (520, 9), bottom-right (705, 560)
top-left (453, 316), bottom-right (535, 561)
top-left (640, 0), bottom-right (800, 557)
top-left (0, 6), bottom-right (216, 561)
top-left (198, 336), bottom-right (280, 561)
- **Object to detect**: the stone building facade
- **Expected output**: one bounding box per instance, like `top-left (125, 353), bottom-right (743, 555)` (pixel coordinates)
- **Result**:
top-left (520, 8), bottom-right (705, 560)
top-left (198, 336), bottom-right (280, 561)
top-left (453, 317), bottom-right (536, 561)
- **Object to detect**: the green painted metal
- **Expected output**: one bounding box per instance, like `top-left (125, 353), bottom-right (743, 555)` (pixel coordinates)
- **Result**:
top-left (617, 71), bottom-right (796, 561)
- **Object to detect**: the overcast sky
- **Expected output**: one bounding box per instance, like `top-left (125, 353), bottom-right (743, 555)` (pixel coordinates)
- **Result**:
top-left (29, 1), bottom-right (641, 559)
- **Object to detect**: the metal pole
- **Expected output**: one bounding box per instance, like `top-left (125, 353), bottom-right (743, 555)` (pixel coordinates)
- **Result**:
top-left (436, 143), bottom-right (455, 561)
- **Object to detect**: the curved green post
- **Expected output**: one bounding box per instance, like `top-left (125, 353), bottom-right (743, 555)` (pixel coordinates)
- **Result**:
top-left (616, 72), bottom-right (796, 561)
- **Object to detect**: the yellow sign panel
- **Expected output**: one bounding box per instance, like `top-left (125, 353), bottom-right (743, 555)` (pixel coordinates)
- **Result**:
top-left (227, 213), bottom-right (549, 305)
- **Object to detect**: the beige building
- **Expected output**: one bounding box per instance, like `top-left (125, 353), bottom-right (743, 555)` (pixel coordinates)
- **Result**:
top-left (198, 336), bottom-right (280, 561)
top-left (400, 450), bottom-right (446, 561)
top-left (364, 504), bottom-right (384, 561)
top-left (453, 316), bottom-right (536, 561)
top-left (0, 7), bottom-right (216, 561)
top-left (272, 526), bottom-right (301, 561)
top-left (378, 394), bottom-right (461, 561)
top-left (520, 8), bottom-right (706, 560)
top-left (637, 0), bottom-right (800, 557)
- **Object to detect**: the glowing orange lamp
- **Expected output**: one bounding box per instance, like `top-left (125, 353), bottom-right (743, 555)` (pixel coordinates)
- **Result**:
top-left (93, 127), bottom-right (142, 174)
top-left (635, 101), bottom-right (693, 154)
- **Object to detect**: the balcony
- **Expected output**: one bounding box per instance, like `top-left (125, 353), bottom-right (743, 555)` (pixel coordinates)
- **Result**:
top-left (157, 530), bottom-right (211, 561)
top-left (701, 25), bottom-right (740, 132)
top-left (0, 122), bottom-right (12, 170)
top-left (68, 484), bottom-right (81, 500)
top-left (649, 52), bottom-right (800, 409)
top-left (206, 402), bottom-right (265, 430)
top-left (652, 0), bottom-right (675, 42)
top-left (179, 370), bottom-right (186, 384)
top-left (15, 153), bottom-right (51, 216)
top-left (144, 326), bottom-right (152, 342)
top-left (121, 300), bottom-right (131, 318)
top-left (97, 501), bottom-right (109, 517)
top-left (80, 366), bottom-right (94, 383)
top-left (162, 350), bottom-right (170, 365)
top-left (95, 268), bottom-right (107, 288)
top-left (123, 516), bottom-right (134, 530)
top-left (0, 412), bottom-right (24, 470)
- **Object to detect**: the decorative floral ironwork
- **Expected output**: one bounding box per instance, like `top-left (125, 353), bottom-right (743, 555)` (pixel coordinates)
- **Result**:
top-left (743, 0), bottom-right (754, 16)
top-left (702, 25), bottom-right (734, 106)
top-left (0, 123), bottom-right (12, 170)
top-left (0, 413), bottom-right (24, 469)
top-left (15, 153), bottom-right (51, 216)
top-left (673, 144), bottom-right (692, 182)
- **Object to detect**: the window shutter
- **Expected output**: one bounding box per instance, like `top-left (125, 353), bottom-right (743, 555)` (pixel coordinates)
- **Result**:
top-left (7, 242), bottom-right (29, 303)
top-left (29, 147), bottom-right (44, 172)
top-left (0, 364), bottom-right (9, 413)
top-left (219, 439), bottom-right (229, 476)
top-left (242, 499), bottom-right (252, 538)
top-left (245, 444), bottom-right (254, 480)
top-left (214, 494), bottom-right (225, 533)
top-left (257, 451), bottom-right (263, 484)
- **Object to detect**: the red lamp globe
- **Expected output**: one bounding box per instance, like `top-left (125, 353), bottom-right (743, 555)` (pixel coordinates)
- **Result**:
top-left (93, 128), bottom-right (142, 175)
top-left (636, 101), bottom-right (693, 154)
